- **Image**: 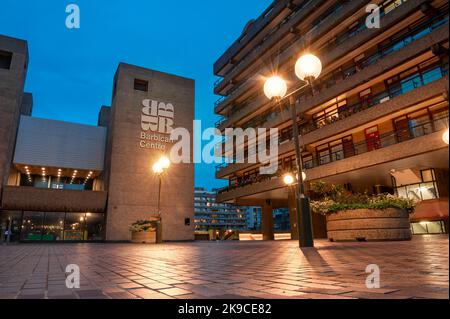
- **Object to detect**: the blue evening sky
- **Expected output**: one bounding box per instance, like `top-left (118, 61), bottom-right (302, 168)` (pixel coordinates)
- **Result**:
top-left (0, 0), bottom-right (272, 190)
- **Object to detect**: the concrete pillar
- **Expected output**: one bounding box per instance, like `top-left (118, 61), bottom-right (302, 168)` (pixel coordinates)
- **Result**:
top-left (261, 201), bottom-right (274, 241)
top-left (288, 191), bottom-right (299, 240)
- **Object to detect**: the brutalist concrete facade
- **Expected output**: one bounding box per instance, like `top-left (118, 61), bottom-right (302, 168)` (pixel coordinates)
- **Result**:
top-left (0, 35), bottom-right (195, 242)
top-left (105, 64), bottom-right (195, 241)
top-left (0, 35), bottom-right (28, 198)
top-left (213, 0), bottom-right (450, 239)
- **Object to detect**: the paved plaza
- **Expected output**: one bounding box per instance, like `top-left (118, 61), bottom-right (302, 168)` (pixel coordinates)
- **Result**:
top-left (0, 236), bottom-right (448, 299)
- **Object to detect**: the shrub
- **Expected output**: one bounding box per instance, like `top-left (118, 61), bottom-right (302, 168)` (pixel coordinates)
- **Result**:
top-left (129, 220), bottom-right (158, 233)
top-left (310, 181), bottom-right (417, 216)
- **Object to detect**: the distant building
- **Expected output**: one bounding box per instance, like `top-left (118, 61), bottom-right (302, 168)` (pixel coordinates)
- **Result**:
top-left (245, 206), bottom-right (261, 231)
top-left (273, 209), bottom-right (291, 232)
top-left (194, 188), bottom-right (247, 233)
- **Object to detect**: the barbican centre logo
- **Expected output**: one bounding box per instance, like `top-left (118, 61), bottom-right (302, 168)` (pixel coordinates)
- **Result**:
top-left (140, 99), bottom-right (176, 150)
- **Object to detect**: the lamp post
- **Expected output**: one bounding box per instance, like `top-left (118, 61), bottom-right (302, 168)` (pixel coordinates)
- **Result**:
top-left (443, 129), bottom-right (449, 145)
top-left (264, 53), bottom-right (322, 248)
top-left (152, 156), bottom-right (171, 243)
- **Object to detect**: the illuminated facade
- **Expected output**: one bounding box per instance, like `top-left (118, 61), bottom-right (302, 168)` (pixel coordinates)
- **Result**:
top-left (213, 0), bottom-right (449, 239)
top-left (0, 34), bottom-right (195, 242)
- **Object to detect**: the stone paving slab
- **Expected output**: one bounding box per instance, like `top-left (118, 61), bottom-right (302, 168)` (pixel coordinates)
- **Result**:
top-left (0, 235), bottom-right (448, 299)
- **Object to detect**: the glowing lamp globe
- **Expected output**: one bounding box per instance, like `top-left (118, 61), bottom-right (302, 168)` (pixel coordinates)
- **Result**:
top-left (295, 172), bottom-right (307, 181)
top-left (295, 54), bottom-right (322, 81)
top-left (264, 76), bottom-right (287, 100)
top-left (152, 162), bottom-right (163, 174)
top-left (443, 129), bottom-right (449, 145)
top-left (158, 156), bottom-right (171, 169)
top-left (283, 174), bottom-right (295, 186)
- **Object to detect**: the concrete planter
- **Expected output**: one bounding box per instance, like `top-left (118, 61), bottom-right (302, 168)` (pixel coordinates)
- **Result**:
top-left (326, 208), bottom-right (412, 242)
top-left (131, 231), bottom-right (156, 244)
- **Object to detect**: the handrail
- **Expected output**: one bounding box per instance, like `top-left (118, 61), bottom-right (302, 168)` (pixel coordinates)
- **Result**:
top-left (215, 63), bottom-right (448, 173)
top-left (218, 115), bottom-right (449, 194)
top-left (233, 10), bottom-right (449, 129)
top-left (214, 0), bottom-right (411, 107)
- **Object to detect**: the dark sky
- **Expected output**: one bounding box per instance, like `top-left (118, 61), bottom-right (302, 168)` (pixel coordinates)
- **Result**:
top-left (0, 0), bottom-right (272, 190)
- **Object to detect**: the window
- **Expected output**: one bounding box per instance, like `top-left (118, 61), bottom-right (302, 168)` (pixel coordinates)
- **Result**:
top-left (394, 169), bottom-right (440, 201)
top-left (134, 78), bottom-right (148, 92)
top-left (21, 212), bottom-right (44, 241)
top-left (411, 221), bottom-right (446, 235)
top-left (0, 50), bottom-right (13, 69)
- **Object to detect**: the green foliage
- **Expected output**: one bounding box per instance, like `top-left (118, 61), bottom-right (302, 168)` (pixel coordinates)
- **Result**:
top-left (129, 220), bottom-right (158, 233)
top-left (310, 181), bottom-right (417, 216)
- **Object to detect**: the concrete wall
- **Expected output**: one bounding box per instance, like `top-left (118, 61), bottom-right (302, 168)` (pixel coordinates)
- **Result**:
top-left (221, 22), bottom-right (448, 129)
top-left (0, 35), bottom-right (28, 203)
top-left (217, 131), bottom-right (448, 202)
top-left (20, 92), bottom-right (33, 116)
top-left (13, 116), bottom-right (107, 171)
top-left (216, 77), bottom-right (448, 179)
top-left (105, 63), bottom-right (195, 241)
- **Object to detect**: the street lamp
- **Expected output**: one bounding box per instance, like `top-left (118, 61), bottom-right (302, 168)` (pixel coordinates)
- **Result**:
top-left (443, 129), bottom-right (449, 145)
top-left (283, 174), bottom-right (295, 186)
top-left (152, 156), bottom-right (171, 243)
top-left (264, 53), bottom-right (322, 248)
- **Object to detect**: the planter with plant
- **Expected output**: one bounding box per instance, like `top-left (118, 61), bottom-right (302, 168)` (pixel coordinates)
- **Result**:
top-left (129, 219), bottom-right (160, 244)
top-left (310, 181), bottom-right (416, 242)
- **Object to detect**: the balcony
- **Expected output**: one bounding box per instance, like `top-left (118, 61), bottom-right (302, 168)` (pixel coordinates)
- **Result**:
top-left (1, 186), bottom-right (107, 212)
top-left (214, 0), bottom-right (298, 77)
top-left (215, 0), bottom-right (422, 114)
top-left (214, 0), bottom-right (338, 88)
top-left (217, 117), bottom-right (448, 202)
top-left (215, 0), bottom-right (447, 125)
top-left (216, 71), bottom-right (448, 179)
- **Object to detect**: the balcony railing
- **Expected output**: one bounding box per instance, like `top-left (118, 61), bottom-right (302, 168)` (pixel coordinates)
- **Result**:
top-left (214, 0), bottom-right (410, 107)
top-left (213, 0), bottom-right (315, 90)
top-left (215, 63), bottom-right (448, 174)
top-left (300, 63), bottom-right (449, 135)
top-left (218, 115), bottom-right (449, 194)
top-left (236, 9), bottom-right (449, 130)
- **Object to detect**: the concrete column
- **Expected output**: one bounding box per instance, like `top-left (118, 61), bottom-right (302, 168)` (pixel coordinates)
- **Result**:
top-left (261, 201), bottom-right (274, 241)
top-left (288, 191), bottom-right (299, 240)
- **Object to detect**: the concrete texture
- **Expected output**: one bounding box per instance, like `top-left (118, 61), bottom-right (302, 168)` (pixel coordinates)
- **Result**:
top-left (0, 35), bottom-right (28, 199)
top-left (105, 63), bottom-right (195, 242)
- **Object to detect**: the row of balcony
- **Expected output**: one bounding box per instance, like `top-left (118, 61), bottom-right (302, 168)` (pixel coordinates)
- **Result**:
top-left (194, 222), bottom-right (248, 226)
top-left (216, 63), bottom-right (449, 174)
top-left (214, 0), bottom-right (364, 96)
top-left (215, 6), bottom-right (448, 130)
top-left (194, 218), bottom-right (247, 223)
top-left (218, 116), bottom-right (448, 195)
top-left (214, 0), bottom-right (332, 86)
top-left (214, 0), bottom-right (413, 111)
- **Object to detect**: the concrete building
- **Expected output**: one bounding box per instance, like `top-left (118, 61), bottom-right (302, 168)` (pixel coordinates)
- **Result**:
top-left (0, 34), bottom-right (195, 242)
top-left (194, 187), bottom-right (247, 236)
top-left (214, 0), bottom-right (449, 240)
